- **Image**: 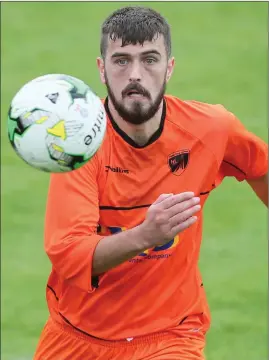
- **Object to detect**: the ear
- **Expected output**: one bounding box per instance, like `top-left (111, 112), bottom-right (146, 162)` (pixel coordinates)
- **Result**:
top-left (166, 57), bottom-right (175, 83)
top-left (97, 57), bottom-right (106, 84)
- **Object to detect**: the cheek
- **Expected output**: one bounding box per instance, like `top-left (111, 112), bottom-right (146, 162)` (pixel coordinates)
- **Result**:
top-left (106, 66), bottom-right (126, 86)
top-left (106, 73), bottom-right (124, 97)
top-left (147, 68), bottom-right (166, 90)
top-left (108, 63), bottom-right (127, 78)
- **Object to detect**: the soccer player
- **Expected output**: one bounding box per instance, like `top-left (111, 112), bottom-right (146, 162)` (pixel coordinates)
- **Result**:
top-left (34, 6), bottom-right (268, 360)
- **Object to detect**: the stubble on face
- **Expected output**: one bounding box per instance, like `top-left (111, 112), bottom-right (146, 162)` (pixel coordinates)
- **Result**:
top-left (104, 71), bottom-right (166, 125)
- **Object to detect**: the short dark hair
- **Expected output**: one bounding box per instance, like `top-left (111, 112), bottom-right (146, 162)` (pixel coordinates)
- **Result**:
top-left (100, 6), bottom-right (171, 58)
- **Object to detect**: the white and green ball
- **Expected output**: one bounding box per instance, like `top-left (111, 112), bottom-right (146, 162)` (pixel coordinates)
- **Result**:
top-left (8, 74), bottom-right (106, 172)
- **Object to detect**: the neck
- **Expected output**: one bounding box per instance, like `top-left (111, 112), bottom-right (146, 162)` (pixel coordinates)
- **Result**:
top-left (107, 98), bottom-right (164, 147)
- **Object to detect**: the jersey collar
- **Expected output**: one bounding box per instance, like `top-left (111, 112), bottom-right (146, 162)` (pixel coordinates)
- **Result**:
top-left (104, 97), bottom-right (166, 149)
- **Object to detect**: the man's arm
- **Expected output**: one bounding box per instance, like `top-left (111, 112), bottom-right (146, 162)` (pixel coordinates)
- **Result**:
top-left (247, 173), bottom-right (268, 207)
top-left (93, 193), bottom-right (200, 275)
top-left (45, 154), bottom-right (200, 291)
top-left (217, 110), bottom-right (268, 202)
top-left (92, 225), bottom-right (149, 276)
top-left (45, 155), bottom-right (149, 291)
top-left (45, 154), bottom-right (103, 293)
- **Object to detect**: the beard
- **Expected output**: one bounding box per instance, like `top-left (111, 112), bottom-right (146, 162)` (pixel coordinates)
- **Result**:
top-left (104, 72), bottom-right (166, 125)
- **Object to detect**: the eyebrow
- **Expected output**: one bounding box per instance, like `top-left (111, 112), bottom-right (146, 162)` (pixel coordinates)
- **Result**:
top-left (111, 50), bottom-right (161, 58)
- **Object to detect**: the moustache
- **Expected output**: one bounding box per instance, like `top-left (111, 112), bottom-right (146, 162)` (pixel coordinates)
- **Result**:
top-left (122, 83), bottom-right (151, 99)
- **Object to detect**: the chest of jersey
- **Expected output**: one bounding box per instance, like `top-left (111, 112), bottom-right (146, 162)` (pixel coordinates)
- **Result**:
top-left (98, 124), bottom-right (218, 228)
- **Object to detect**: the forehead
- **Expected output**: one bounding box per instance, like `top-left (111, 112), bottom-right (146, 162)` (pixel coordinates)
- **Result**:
top-left (106, 34), bottom-right (166, 57)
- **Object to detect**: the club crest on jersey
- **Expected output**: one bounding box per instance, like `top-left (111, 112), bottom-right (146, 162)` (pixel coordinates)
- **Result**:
top-left (168, 149), bottom-right (189, 176)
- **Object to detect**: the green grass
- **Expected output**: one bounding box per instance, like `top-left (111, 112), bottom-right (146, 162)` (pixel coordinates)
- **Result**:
top-left (1, 2), bottom-right (268, 359)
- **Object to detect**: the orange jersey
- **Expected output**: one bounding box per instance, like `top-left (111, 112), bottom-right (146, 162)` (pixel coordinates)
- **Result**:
top-left (44, 95), bottom-right (267, 340)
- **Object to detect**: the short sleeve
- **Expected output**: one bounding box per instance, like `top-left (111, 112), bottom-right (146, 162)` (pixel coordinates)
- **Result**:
top-left (218, 111), bottom-right (268, 182)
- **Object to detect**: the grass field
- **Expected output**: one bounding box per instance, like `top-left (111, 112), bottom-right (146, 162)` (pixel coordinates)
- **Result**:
top-left (1, 2), bottom-right (268, 360)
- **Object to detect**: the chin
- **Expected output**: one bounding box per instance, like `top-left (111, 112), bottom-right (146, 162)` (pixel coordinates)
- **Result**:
top-left (124, 96), bottom-right (149, 103)
top-left (125, 99), bottom-right (149, 110)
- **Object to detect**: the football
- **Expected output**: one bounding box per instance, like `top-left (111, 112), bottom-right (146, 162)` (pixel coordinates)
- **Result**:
top-left (7, 74), bottom-right (106, 172)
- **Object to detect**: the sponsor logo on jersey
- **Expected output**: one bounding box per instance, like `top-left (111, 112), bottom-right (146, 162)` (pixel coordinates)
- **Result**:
top-left (105, 166), bottom-right (129, 174)
top-left (168, 149), bottom-right (189, 176)
top-left (98, 225), bottom-right (181, 262)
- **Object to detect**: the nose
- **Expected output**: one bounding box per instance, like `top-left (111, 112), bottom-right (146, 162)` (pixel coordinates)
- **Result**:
top-left (129, 61), bottom-right (142, 82)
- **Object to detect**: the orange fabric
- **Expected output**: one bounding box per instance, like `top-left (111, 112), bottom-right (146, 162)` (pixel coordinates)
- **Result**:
top-left (42, 95), bottom-right (268, 343)
top-left (215, 109), bottom-right (268, 183)
top-left (34, 317), bottom-right (205, 360)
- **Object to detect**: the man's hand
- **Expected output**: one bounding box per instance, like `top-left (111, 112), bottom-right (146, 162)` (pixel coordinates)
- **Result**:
top-left (93, 192), bottom-right (200, 276)
top-left (140, 192), bottom-right (201, 248)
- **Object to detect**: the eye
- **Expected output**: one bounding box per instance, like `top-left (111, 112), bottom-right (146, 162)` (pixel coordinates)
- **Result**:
top-left (115, 58), bottom-right (128, 66)
top-left (144, 57), bottom-right (157, 64)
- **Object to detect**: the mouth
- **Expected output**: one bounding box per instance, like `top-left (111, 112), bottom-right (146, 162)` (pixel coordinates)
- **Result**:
top-left (126, 91), bottom-right (146, 98)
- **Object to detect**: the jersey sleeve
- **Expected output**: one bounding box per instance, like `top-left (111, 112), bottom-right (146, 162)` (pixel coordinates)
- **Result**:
top-left (44, 154), bottom-right (103, 293)
top-left (218, 111), bottom-right (268, 182)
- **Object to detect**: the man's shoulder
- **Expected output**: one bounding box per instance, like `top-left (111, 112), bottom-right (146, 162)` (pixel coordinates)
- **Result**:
top-left (164, 94), bottom-right (231, 134)
top-left (165, 94), bottom-right (229, 118)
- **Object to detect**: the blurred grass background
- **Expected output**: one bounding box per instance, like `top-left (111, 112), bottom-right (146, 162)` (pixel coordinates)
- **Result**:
top-left (1, 2), bottom-right (268, 359)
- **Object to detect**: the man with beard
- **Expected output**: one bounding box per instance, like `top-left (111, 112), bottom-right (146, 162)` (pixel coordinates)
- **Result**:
top-left (34, 6), bottom-right (268, 360)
